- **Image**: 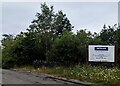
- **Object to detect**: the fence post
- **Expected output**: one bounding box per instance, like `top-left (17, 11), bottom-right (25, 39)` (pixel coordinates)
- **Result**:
top-left (85, 42), bottom-right (89, 65)
top-left (114, 41), bottom-right (118, 66)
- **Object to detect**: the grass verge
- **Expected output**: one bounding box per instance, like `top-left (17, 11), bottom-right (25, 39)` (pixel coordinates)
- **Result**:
top-left (16, 65), bottom-right (120, 85)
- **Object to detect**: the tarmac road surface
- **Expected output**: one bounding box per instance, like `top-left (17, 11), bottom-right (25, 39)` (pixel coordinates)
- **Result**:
top-left (2, 69), bottom-right (78, 85)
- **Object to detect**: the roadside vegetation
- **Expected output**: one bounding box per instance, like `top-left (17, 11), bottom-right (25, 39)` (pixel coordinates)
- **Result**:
top-left (17, 65), bottom-right (120, 85)
top-left (1, 3), bottom-right (120, 85)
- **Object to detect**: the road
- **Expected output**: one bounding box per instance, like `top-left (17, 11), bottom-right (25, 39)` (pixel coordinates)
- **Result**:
top-left (2, 69), bottom-right (78, 85)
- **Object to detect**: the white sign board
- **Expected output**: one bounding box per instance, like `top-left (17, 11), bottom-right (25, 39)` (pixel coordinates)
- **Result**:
top-left (89, 45), bottom-right (115, 62)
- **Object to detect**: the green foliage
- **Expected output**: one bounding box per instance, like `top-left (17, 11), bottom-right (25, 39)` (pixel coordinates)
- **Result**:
top-left (48, 30), bottom-right (80, 66)
top-left (2, 34), bottom-right (15, 68)
top-left (99, 24), bottom-right (118, 45)
top-left (2, 3), bottom-right (73, 68)
top-left (99, 25), bottom-right (120, 66)
top-left (114, 27), bottom-right (120, 67)
top-left (1, 3), bottom-right (120, 68)
top-left (75, 29), bottom-right (91, 64)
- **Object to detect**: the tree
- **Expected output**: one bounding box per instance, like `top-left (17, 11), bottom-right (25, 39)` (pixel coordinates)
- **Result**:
top-left (76, 29), bottom-right (93, 64)
top-left (54, 10), bottom-right (73, 36)
top-left (2, 34), bottom-right (15, 68)
top-left (2, 3), bottom-right (74, 68)
top-left (99, 25), bottom-right (116, 45)
top-left (114, 26), bottom-right (120, 67)
top-left (48, 30), bottom-right (80, 66)
top-left (2, 2), bottom-right (120, 68)
top-left (27, 3), bottom-right (73, 62)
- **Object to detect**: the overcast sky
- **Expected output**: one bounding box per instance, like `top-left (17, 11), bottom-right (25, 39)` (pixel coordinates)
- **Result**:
top-left (118, 1), bottom-right (120, 26)
top-left (2, 2), bottom-right (118, 35)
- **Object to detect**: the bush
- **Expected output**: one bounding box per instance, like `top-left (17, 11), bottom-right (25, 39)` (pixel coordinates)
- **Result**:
top-left (48, 30), bottom-right (81, 66)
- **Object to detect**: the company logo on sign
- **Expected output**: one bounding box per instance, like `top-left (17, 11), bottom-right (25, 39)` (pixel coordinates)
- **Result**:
top-left (95, 47), bottom-right (108, 51)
